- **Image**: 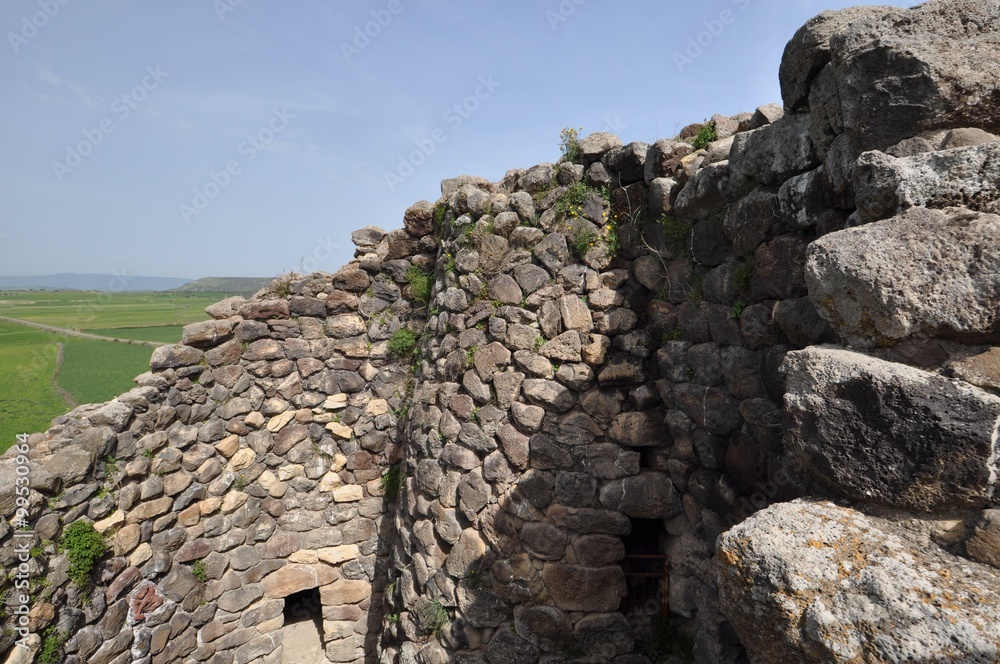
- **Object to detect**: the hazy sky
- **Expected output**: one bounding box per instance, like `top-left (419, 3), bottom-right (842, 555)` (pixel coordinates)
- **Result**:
top-left (1, 0), bottom-right (907, 281)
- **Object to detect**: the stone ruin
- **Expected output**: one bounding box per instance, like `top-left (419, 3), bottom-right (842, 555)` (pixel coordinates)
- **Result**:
top-left (2, 1), bottom-right (1000, 662)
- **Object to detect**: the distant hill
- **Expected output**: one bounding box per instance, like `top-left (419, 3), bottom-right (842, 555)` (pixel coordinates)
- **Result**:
top-left (0, 273), bottom-right (190, 292)
top-left (171, 277), bottom-right (272, 297)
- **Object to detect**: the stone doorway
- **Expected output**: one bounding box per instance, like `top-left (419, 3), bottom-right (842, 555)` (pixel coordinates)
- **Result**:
top-left (281, 588), bottom-right (331, 663)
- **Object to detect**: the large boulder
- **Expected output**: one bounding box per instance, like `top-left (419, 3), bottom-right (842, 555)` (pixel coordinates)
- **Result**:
top-left (854, 143), bottom-right (1000, 224)
top-left (782, 346), bottom-right (1000, 511)
top-left (778, 6), bottom-right (888, 111)
top-left (718, 500), bottom-right (1000, 664)
top-left (785, 1), bottom-right (1000, 150)
top-left (807, 207), bottom-right (1000, 347)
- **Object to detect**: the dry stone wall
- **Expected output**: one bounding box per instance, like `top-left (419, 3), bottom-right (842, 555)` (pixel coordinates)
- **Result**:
top-left (2, 1), bottom-right (1000, 663)
top-left (0, 242), bottom-right (434, 663)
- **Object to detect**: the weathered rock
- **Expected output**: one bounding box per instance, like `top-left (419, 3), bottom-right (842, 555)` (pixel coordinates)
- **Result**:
top-left (673, 161), bottom-right (732, 222)
top-left (599, 472), bottom-right (681, 520)
top-left (533, 234), bottom-right (570, 274)
top-left (351, 225), bottom-right (386, 248)
top-left (778, 6), bottom-right (884, 111)
top-left (782, 346), bottom-right (1000, 510)
top-left (41, 445), bottom-right (95, 484)
top-left (967, 510), bottom-right (1000, 569)
top-left (947, 348), bottom-right (1000, 392)
top-left (718, 500), bottom-right (1000, 664)
top-left (807, 208), bottom-right (1000, 347)
top-left (181, 320), bottom-right (234, 348)
top-left (521, 379), bottom-right (575, 413)
top-left (601, 142), bottom-right (648, 185)
top-left (730, 114), bottom-right (818, 186)
top-left (404, 200), bottom-right (435, 237)
top-left (855, 143), bottom-right (1000, 224)
top-left (828, 0), bottom-right (1000, 150)
top-left (237, 299), bottom-right (289, 320)
top-left (484, 625), bottom-right (540, 664)
top-left (518, 164), bottom-right (556, 194)
top-left (513, 605), bottom-right (572, 654)
top-left (150, 344), bottom-right (204, 370)
top-left (540, 564), bottom-right (626, 612)
top-left (578, 132), bottom-right (622, 165)
top-left (723, 189), bottom-right (781, 256)
top-left (205, 295), bottom-right (246, 319)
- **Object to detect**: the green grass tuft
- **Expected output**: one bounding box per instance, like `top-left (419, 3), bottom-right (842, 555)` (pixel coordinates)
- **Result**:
top-left (35, 627), bottom-right (68, 664)
top-left (59, 521), bottom-right (107, 588)
top-left (416, 598), bottom-right (451, 635)
top-left (388, 328), bottom-right (417, 358)
top-left (691, 122), bottom-right (718, 150)
top-left (406, 266), bottom-right (434, 306)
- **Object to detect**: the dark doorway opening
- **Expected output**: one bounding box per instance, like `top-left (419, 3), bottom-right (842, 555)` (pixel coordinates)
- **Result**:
top-left (282, 587), bottom-right (327, 663)
top-left (621, 518), bottom-right (668, 618)
top-left (284, 587), bottom-right (322, 625)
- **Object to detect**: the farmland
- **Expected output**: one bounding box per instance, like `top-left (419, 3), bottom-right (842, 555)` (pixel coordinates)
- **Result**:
top-left (0, 291), bottom-right (226, 332)
top-left (0, 290), bottom-right (228, 451)
top-left (0, 321), bottom-right (67, 450)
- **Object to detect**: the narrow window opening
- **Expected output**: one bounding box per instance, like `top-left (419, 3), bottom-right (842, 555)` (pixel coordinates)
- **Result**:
top-left (620, 518), bottom-right (668, 619)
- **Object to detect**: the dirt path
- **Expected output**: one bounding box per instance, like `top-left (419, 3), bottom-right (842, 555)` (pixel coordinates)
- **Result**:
top-left (0, 315), bottom-right (167, 348)
top-left (52, 342), bottom-right (77, 410)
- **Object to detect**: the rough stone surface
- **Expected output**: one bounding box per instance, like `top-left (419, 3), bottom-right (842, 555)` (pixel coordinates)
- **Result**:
top-left (828, 0), bottom-right (1000, 150)
top-left (782, 347), bottom-right (1000, 510)
top-left (855, 143), bottom-right (1000, 224)
top-left (730, 114), bottom-right (819, 186)
top-left (807, 207), bottom-right (1000, 347)
top-left (719, 500), bottom-right (1000, 664)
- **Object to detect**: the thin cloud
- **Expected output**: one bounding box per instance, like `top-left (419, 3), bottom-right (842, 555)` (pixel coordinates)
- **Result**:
top-left (31, 64), bottom-right (102, 109)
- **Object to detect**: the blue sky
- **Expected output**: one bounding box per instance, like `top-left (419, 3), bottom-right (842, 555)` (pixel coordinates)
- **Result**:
top-left (0, 0), bottom-right (906, 281)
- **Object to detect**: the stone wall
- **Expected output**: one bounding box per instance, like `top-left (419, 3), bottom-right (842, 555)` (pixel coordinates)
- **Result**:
top-left (2, 1), bottom-right (1000, 663)
top-left (0, 241), bottom-right (434, 662)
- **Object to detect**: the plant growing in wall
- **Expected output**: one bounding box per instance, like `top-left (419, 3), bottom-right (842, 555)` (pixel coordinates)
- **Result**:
top-left (661, 213), bottom-right (692, 255)
top-left (691, 121), bottom-right (718, 150)
top-left (388, 328), bottom-right (417, 358)
top-left (731, 300), bottom-right (748, 320)
top-left (406, 265), bottom-right (434, 306)
top-left (35, 627), bottom-right (68, 664)
top-left (415, 598), bottom-right (451, 635)
top-left (734, 258), bottom-right (754, 293)
top-left (59, 521), bottom-right (107, 588)
top-left (380, 465), bottom-right (404, 501)
top-left (191, 560), bottom-right (208, 583)
top-left (559, 127), bottom-right (583, 164)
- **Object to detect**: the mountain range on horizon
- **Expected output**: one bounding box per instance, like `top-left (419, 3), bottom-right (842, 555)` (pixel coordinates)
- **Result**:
top-left (0, 274), bottom-right (271, 294)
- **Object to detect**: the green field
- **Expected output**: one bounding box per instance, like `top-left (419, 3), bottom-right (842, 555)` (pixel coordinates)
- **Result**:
top-left (85, 326), bottom-right (184, 344)
top-left (0, 290), bottom-right (228, 452)
top-left (0, 321), bottom-right (68, 450)
top-left (0, 291), bottom-right (228, 330)
top-left (58, 339), bottom-right (155, 406)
